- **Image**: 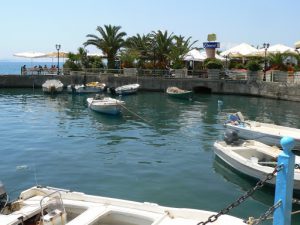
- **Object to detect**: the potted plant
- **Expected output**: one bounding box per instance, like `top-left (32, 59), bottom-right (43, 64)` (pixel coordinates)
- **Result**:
top-left (205, 58), bottom-right (223, 79)
top-left (246, 60), bottom-right (261, 82)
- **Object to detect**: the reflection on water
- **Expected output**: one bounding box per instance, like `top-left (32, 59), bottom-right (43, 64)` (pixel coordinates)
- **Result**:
top-left (1, 90), bottom-right (300, 224)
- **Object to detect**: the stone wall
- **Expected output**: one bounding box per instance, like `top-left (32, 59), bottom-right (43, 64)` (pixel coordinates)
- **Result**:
top-left (1, 74), bottom-right (300, 102)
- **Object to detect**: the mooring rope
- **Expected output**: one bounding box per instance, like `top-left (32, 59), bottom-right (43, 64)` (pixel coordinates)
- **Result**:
top-left (119, 104), bottom-right (153, 125)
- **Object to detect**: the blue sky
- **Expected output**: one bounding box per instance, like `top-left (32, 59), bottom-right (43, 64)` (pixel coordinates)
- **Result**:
top-left (1, 0), bottom-right (299, 60)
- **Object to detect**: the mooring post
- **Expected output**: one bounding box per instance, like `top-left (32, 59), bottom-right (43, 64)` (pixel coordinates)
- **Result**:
top-left (273, 136), bottom-right (295, 225)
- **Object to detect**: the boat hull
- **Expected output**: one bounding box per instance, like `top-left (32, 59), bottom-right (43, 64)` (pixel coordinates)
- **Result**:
top-left (167, 91), bottom-right (192, 99)
top-left (214, 140), bottom-right (300, 193)
top-left (87, 97), bottom-right (123, 115)
top-left (115, 84), bottom-right (140, 95)
top-left (67, 83), bottom-right (106, 94)
top-left (42, 79), bottom-right (64, 93)
top-left (224, 121), bottom-right (300, 150)
top-left (0, 186), bottom-right (245, 225)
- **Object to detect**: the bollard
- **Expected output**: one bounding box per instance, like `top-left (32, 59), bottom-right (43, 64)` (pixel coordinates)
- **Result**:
top-left (273, 136), bottom-right (295, 225)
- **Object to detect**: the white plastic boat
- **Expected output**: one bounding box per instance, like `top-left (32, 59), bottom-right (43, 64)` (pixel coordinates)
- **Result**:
top-left (224, 112), bottom-right (300, 149)
top-left (166, 87), bottom-right (192, 99)
top-left (67, 82), bottom-right (106, 94)
top-left (42, 79), bottom-right (64, 93)
top-left (115, 84), bottom-right (140, 95)
top-left (87, 95), bottom-right (124, 115)
top-left (0, 185), bottom-right (245, 225)
top-left (214, 139), bottom-right (300, 192)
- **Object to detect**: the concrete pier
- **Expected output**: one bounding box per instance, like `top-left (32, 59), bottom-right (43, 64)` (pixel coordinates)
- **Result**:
top-left (1, 74), bottom-right (300, 102)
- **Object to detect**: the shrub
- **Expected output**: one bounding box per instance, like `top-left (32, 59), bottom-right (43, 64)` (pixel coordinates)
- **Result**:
top-left (204, 58), bottom-right (223, 69)
top-left (246, 60), bottom-right (261, 71)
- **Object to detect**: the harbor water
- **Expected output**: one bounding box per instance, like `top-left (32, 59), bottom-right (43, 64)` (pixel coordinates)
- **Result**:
top-left (0, 88), bottom-right (300, 224)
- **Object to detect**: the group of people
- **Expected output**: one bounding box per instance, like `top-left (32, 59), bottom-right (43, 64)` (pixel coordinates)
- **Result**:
top-left (21, 65), bottom-right (59, 75)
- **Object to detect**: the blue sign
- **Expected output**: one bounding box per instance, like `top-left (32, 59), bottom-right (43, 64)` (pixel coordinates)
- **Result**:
top-left (203, 42), bottom-right (220, 48)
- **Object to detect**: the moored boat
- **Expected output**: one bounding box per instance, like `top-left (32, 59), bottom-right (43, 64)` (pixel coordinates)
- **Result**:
top-left (166, 87), bottom-right (192, 99)
top-left (67, 82), bottom-right (106, 94)
top-left (87, 95), bottom-right (124, 115)
top-left (0, 184), bottom-right (245, 225)
top-left (42, 79), bottom-right (64, 93)
top-left (213, 134), bottom-right (300, 193)
top-left (224, 112), bottom-right (300, 149)
top-left (114, 83), bottom-right (140, 95)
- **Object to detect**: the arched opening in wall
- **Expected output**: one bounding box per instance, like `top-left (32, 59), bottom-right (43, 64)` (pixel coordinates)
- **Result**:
top-left (193, 86), bottom-right (212, 94)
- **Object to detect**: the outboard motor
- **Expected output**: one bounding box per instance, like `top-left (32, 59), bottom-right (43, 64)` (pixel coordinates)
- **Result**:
top-left (224, 129), bottom-right (239, 145)
top-left (0, 181), bottom-right (8, 212)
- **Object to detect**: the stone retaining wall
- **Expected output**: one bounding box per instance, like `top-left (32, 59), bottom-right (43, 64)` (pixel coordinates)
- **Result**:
top-left (1, 74), bottom-right (300, 102)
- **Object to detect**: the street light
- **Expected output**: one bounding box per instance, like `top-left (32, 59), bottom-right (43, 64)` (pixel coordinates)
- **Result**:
top-left (263, 43), bottom-right (269, 81)
top-left (55, 44), bottom-right (61, 75)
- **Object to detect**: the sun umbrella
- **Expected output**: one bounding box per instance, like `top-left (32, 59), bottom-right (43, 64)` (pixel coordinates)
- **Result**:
top-left (220, 43), bottom-right (258, 57)
top-left (13, 51), bottom-right (47, 58)
top-left (247, 44), bottom-right (298, 57)
top-left (45, 51), bottom-right (68, 58)
top-left (295, 41), bottom-right (300, 49)
top-left (183, 49), bottom-right (205, 61)
top-left (87, 52), bottom-right (106, 57)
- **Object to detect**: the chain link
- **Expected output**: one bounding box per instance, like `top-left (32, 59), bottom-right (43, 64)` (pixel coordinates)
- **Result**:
top-left (293, 198), bottom-right (300, 205)
top-left (245, 200), bottom-right (281, 225)
top-left (197, 165), bottom-right (283, 225)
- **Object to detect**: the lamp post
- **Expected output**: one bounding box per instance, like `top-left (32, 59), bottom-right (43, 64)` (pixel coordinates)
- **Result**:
top-left (55, 44), bottom-right (61, 75)
top-left (263, 43), bottom-right (269, 81)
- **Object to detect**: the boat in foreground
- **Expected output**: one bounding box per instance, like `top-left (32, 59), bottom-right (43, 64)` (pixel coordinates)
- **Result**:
top-left (114, 83), bottom-right (140, 95)
top-left (166, 87), bottom-right (192, 99)
top-left (224, 112), bottom-right (300, 149)
top-left (87, 95), bottom-right (124, 115)
top-left (67, 82), bottom-right (106, 94)
top-left (214, 136), bottom-right (300, 193)
top-left (42, 79), bottom-right (64, 93)
top-left (0, 185), bottom-right (245, 225)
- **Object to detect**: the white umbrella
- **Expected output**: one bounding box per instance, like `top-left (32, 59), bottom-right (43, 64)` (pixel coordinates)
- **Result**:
top-left (295, 41), bottom-right (300, 49)
top-left (13, 51), bottom-right (47, 58)
top-left (183, 49), bottom-right (206, 61)
top-left (87, 52), bottom-right (106, 57)
top-left (220, 43), bottom-right (258, 57)
top-left (247, 44), bottom-right (298, 57)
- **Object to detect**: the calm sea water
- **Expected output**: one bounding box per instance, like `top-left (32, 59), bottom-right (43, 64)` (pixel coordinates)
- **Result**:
top-left (0, 89), bottom-right (299, 225)
top-left (0, 61), bottom-right (64, 75)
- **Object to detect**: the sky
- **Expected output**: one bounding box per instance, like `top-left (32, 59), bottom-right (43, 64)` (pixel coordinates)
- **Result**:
top-left (1, 0), bottom-right (299, 60)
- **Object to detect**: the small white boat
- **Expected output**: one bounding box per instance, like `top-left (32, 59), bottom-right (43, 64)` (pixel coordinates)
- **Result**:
top-left (42, 79), bottom-right (64, 93)
top-left (67, 82), bottom-right (106, 94)
top-left (0, 185), bottom-right (245, 225)
top-left (214, 137), bottom-right (300, 193)
top-left (224, 112), bottom-right (300, 149)
top-left (115, 83), bottom-right (140, 95)
top-left (87, 95), bottom-right (124, 115)
top-left (166, 87), bottom-right (193, 99)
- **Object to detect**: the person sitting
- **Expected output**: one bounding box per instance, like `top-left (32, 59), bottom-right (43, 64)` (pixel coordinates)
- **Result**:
top-left (21, 65), bottom-right (27, 75)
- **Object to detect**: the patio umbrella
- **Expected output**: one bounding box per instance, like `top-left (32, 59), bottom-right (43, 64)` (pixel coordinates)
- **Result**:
top-left (13, 51), bottom-right (47, 58)
top-left (183, 49), bottom-right (205, 61)
top-left (45, 51), bottom-right (68, 58)
top-left (295, 41), bottom-right (300, 49)
top-left (87, 52), bottom-right (106, 57)
top-left (246, 44), bottom-right (298, 57)
top-left (220, 43), bottom-right (258, 57)
top-left (13, 51), bottom-right (47, 68)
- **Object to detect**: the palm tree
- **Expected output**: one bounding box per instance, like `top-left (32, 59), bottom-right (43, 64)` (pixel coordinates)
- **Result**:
top-left (151, 30), bottom-right (175, 68)
top-left (84, 25), bottom-right (127, 69)
top-left (126, 34), bottom-right (152, 68)
top-left (168, 35), bottom-right (197, 69)
top-left (268, 53), bottom-right (288, 70)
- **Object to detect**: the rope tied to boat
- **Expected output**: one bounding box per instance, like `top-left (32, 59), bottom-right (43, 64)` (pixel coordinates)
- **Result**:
top-left (197, 165), bottom-right (283, 225)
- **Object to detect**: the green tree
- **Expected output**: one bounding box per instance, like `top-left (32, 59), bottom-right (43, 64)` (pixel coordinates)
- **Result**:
top-left (168, 35), bottom-right (197, 69)
top-left (126, 34), bottom-right (152, 68)
top-left (84, 25), bottom-right (127, 69)
top-left (268, 53), bottom-right (287, 71)
top-left (151, 30), bottom-right (174, 68)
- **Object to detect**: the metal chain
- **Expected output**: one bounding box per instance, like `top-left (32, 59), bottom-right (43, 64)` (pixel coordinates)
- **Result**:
top-left (197, 165), bottom-right (283, 225)
top-left (295, 164), bottom-right (300, 170)
top-left (293, 198), bottom-right (300, 205)
top-left (245, 200), bottom-right (281, 225)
